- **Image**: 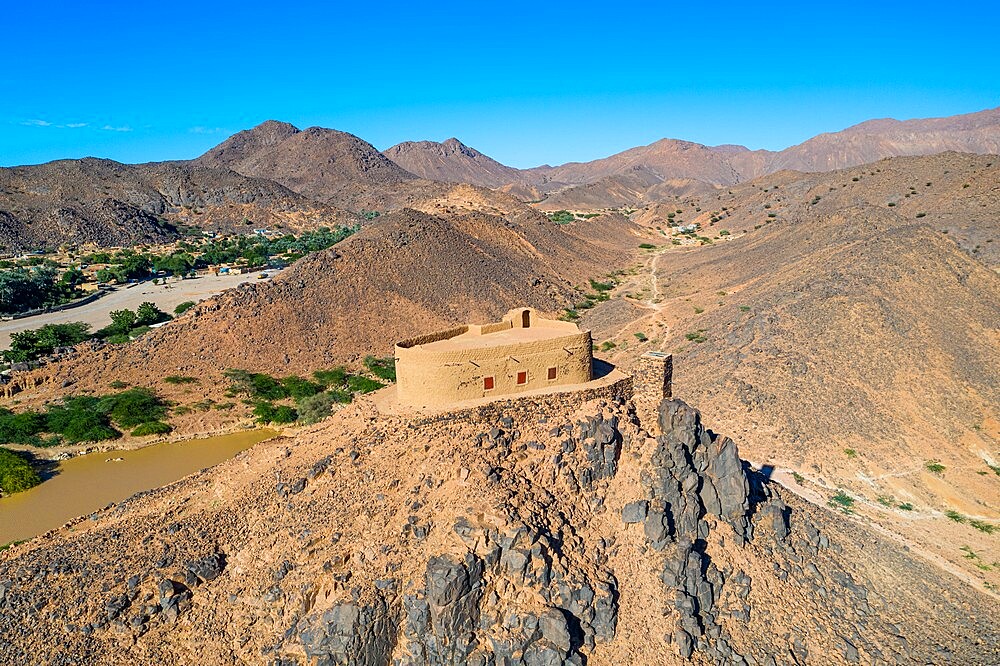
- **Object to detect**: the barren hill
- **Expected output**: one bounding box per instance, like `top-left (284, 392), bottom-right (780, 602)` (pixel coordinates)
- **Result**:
top-left (1, 391), bottom-right (996, 664)
top-left (195, 121), bottom-right (419, 209)
top-left (384, 138), bottom-right (525, 188)
top-left (580, 153), bottom-right (1000, 588)
top-left (0, 157), bottom-right (354, 250)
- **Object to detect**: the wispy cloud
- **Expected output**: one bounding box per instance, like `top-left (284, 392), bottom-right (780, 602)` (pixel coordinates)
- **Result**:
top-left (189, 126), bottom-right (228, 135)
top-left (101, 124), bottom-right (132, 132)
top-left (20, 119), bottom-right (89, 129)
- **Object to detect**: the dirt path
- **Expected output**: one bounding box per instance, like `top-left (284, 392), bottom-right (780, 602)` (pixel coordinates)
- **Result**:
top-left (616, 248), bottom-right (998, 602)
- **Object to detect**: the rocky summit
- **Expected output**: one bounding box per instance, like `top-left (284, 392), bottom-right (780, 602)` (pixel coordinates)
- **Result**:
top-left (1, 389), bottom-right (995, 664)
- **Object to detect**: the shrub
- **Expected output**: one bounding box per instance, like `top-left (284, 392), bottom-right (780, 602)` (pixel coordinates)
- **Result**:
top-left (739, 305), bottom-right (751, 312)
top-left (899, 502), bottom-right (914, 511)
top-left (100, 388), bottom-right (168, 428)
top-left (163, 375), bottom-right (198, 385)
top-left (684, 331), bottom-right (707, 343)
top-left (130, 421), bottom-right (173, 436)
top-left (0, 447), bottom-right (42, 494)
top-left (253, 401), bottom-right (297, 425)
top-left (363, 355), bottom-right (397, 382)
top-left (693, 307), bottom-right (704, 314)
top-left (546, 210), bottom-right (576, 224)
top-left (599, 341), bottom-right (616, 352)
top-left (174, 301), bottom-right (196, 315)
top-left (634, 332), bottom-right (648, 342)
top-left (347, 375), bottom-right (384, 394)
top-left (589, 279), bottom-right (614, 293)
top-left (925, 460), bottom-right (946, 475)
top-left (844, 448), bottom-right (857, 458)
top-left (3, 321), bottom-right (92, 363)
top-left (829, 491), bottom-right (854, 511)
top-left (970, 520), bottom-right (996, 534)
top-left (109, 380), bottom-right (128, 389)
top-left (944, 510), bottom-right (966, 523)
top-left (719, 230), bottom-right (730, 236)
top-left (313, 367), bottom-right (348, 388)
top-left (280, 375), bottom-right (323, 400)
top-left (638, 243), bottom-right (656, 249)
top-left (791, 472), bottom-right (805, 484)
top-left (0, 408), bottom-right (47, 445)
top-left (915, 212), bottom-right (927, 218)
top-left (297, 392), bottom-right (339, 425)
top-left (44, 397), bottom-right (120, 444)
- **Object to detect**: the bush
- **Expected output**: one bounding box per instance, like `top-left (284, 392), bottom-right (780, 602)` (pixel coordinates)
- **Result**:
top-left (163, 375), bottom-right (198, 385)
top-left (363, 355), bottom-right (397, 382)
top-left (3, 321), bottom-right (92, 363)
top-left (130, 421), bottom-right (173, 437)
top-left (599, 341), bottom-right (616, 352)
top-left (224, 369), bottom-right (289, 401)
top-left (100, 388), bottom-right (168, 428)
top-left (899, 502), bottom-right (914, 511)
top-left (0, 408), bottom-right (47, 445)
top-left (944, 510), bottom-right (966, 523)
top-left (0, 447), bottom-right (42, 494)
top-left (280, 375), bottom-right (323, 400)
top-left (313, 367), bottom-right (348, 388)
top-left (589, 279), bottom-right (614, 293)
top-left (546, 210), bottom-right (576, 224)
top-left (347, 375), bottom-right (384, 394)
top-left (174, 301), bottom-right (196, 315)
top-left (297, 392), bottom-right (340, 424)
top-left (253, 401), bottom-right (297, 425)
top-left (634, 332), bottom-right (648, 342)
top-left (925, 459), bottom-right (946, 475)
top-left (639, 243), bottom-right (656, 249)
top-left (684, 331), bottom-right (708, 343)
top-left (44, 397), bottom-right (120, 444)
top-left (829, 491), bottom-right (855, 511)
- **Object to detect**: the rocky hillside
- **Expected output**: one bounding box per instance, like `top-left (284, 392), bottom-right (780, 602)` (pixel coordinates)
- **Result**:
top-left (0, 157), bottom-right (354, 251)
top-left (384, 138), bottom-right (525, 188)
top-left (195, 121), bottom-right (419, 209)
top-left (1, 393), bottom-right (995, 664)
top-left (578, 153), bottom-right (999, 587)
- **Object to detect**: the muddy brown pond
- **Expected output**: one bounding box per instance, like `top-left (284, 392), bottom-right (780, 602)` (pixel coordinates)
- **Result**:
top-left (0, 429), bottom-right (276, 546)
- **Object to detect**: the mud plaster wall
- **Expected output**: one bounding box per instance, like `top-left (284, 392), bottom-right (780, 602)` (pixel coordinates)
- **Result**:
top-left (395, 332), bottom-right (593, 409)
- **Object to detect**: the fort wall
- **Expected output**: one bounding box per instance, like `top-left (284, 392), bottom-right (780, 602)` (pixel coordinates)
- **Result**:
top-left (395, 308), bottom-right (594, 409)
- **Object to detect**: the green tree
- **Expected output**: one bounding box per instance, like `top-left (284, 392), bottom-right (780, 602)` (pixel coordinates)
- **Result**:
top-left (135, 302), bottom-right (169, 327)
top-left (108, 309), bottom-right (138, 335)
top-left (0, 447), bottom-right (42, 494)
top-left (3, 322), bottom-right (91, 363)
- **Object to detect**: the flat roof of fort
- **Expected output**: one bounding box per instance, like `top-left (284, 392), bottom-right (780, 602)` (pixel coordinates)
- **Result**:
top-left (409, 319), bottom-right (582, 352)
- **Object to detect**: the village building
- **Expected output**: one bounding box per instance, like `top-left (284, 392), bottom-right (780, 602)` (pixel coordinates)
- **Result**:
top-left (394, 308), bottom-right (593, 409)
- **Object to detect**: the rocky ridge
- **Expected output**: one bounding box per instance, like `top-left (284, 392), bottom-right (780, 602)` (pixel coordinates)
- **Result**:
top-left (0, 390), bottom-right (995, 664)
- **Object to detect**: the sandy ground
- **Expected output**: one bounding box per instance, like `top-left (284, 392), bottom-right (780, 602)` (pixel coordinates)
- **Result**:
top-left (0, 271), bottom-right (282, 348)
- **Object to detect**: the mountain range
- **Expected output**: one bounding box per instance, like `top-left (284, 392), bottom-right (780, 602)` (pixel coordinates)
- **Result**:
top-left (1, 107), bottom-right (997, 250)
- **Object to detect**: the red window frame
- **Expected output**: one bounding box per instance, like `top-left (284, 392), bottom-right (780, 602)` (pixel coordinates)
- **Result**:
top-left (547, 367), bottom-right (557, 380)
top-left (483, 376), bottom-right (495, 390)
top-left (516, 371), bottom-right (528, 385)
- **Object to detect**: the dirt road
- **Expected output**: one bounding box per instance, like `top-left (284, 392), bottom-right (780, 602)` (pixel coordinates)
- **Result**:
top-left (0, 271), bottom-right (279, 347)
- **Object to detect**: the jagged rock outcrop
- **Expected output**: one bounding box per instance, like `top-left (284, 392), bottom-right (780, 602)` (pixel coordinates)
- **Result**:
top-left (0, 394), bottom-right (996, 665)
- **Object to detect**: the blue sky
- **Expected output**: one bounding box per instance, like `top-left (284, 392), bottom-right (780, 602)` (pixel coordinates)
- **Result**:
top-left (3, 1), bottom-right (998, 168)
